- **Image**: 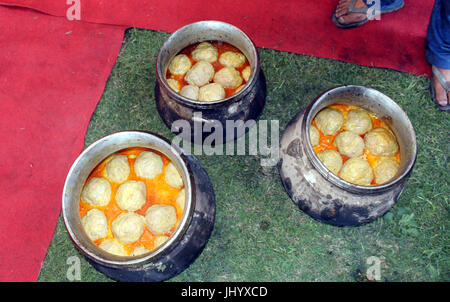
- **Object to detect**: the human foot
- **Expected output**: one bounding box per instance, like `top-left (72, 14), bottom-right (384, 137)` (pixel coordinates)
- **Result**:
top-left (431, 66), bottom-right (450, 111)
top-left (335, 0), bottom-right (368, 26)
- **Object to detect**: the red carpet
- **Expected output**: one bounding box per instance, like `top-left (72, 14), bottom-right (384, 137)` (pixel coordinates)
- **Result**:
top-left (0, 0), bottom-right (434, 281)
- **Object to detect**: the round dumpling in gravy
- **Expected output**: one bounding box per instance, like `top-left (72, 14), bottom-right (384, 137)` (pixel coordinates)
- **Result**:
top-left (145, 205), bottom-right (177, 235)
top-left (99, 240), bottom-right (127, 256)
top-left (165, 162), bottom-right (183, 189)
top-left (130, 245), bottom-right (150, 256)
top-left (334, 131), bottom-right (365, 158)
top-left (339, 157), bottom-right (374, 186)
top-left (185, 61), bottom-right (215, 87)
top-left (374, 158), bottom-right (400, 185)
top-left (176, 188), bottom-right (186, 211)
top-left (219, 51), bottom-right (246, 68)
top-left (111, 212), bottom-right (145, 244)
top-left (309, 125), bottom-right (320, 146)
top-left (179, 85), bottom-right (199, 100)
top-left (82, 208), bottom-right (108, 241)
top-left (191, 42), bottom-right (219, 63)
top-left (241, 66), bottom-right (251, 82)
top-left (154, 235), bottom-right (169, 249)
top-left (314, 108), bottom-right (344, 136)
top-left (168, 54), bottom-right (192, 75)
top-left (198, 83), bottom-right (225, 102)
top-left (317, 150), bottom-right (343, 175)
top-left (166, 78), bottom-right (181, 92)
top-left (115, 180), bottom-right (146, 211)
top-left (345, 109), bottom-right (372, 135)
top-left (134, 151), bottom-right (164, 179)
top-left (364, 127), bottom-right (399, 157)
top-left (105, 155), bottom-right (130, 183)
top-left (81, 177), bottom-right (111, 207)
top-left (213, 67), bottom-right (243, 89)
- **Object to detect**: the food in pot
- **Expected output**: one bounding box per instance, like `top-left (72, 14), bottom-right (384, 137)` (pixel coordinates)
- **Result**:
top-left (111, 212), bottom-right (146, 244)
top-left (134, 151), bottom-right (163, 179)
top-left (166, 41), bottom-right (251, 101)
top-left (310, 103), bottom-right (401, 186)
top-left (165, 162), bottom-right (184, 189)
top-left (199, 83), bottom-right (226, 102)
top-left (115, 180), bottom-right (146, 211)
top-left (82, 209), bottom-right (108, 241)
top-left (145, 205), bottom-right (177, 235)
top-left (81, 177), bottom-right (111, 207)
top-left (314, 108), bottom-right (344, 136)
top-left (105, 155), bottom-right (130, 183)
top-left (79, 147), bottom-right (185, 256)
top-left (364, 127), bottom-right (399, 157)
top-left (317, 150), bottom-right (343, 175)
top-left (334, 131), bottom-right (365, 158)
top-left (339, 157), bottom-right (374, 186)
top-left (309, 125), bottom-right (320, 146)
top-left (374, 158), bottom-right (400, 185)
top-left (344, 109), bottom-right (372, 135)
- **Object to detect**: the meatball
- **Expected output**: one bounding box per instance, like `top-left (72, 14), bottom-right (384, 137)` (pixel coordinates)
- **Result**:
top-left (191, 42), bottom-right (219, 63)
top-left (185, 61), bottom-right (215, 87)
top-left (82, 208), bottom-right (108, 241)
top-left (165, 162), bottom-right (183, 189)
top-left (213, 67), bottom-right (243, 89)
top-left (134, 151), bottom-right (164, 179)
top-left (374, 158), bottom-right (400, 185)
top-left (317, 150), bottom-right (343, 175)
top-left (145, 205), bottom-right (177, 235)
top-left (99, 240), bottom-right (127, 256)
top-left (81, 177), bottom-right (111, 207)
top-left (219, 51), bottom-right (246, 68)
top-left (198, 83), bottom-right (225, 102)
top-left (364, 127), bottom-right (399, 157)
top-left (168, 54), bottom-right (192, 75)
top-left (339, 157), bottom-right (374, 186)
top-left (130, 246), bottom-right (150, 256)
top-left (111, 212), bottom-right (145, 244)
top-left (154, 236), bottom-right (169, 249)
top-left (345, 109), bottom-right (372, 135)
top-left (334, 131), bottom-right (365, 158)
top-left (241, 66), bottom-right (251, 82)
top-left (105, 155), bottom-right (130, 183)
top-left (314, 108), bottom-right (344, 136)
top-left (179, 85), bottom-right (199, 100)
top-left (115, 180), bottom-right (146, 211)
top-left (176, 188), bottom-right (186, 211)
top-left (166, 78), bottom-right (181, 92)
top-left (309, 125), bottom-right (320, 146)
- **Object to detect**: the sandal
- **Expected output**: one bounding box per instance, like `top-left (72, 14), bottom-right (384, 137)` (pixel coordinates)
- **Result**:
top-left (430, 65), bottom-right (450, 112)
top-left (332, 0), bottom-right (405, 29)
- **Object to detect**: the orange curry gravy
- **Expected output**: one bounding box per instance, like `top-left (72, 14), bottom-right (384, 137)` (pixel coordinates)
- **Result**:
top-left (166, 41), bottom-right (250, 98)
top-left (312, 104), bottom-right (401, 185)
top-left (79, 147), bottom-right (184, 255)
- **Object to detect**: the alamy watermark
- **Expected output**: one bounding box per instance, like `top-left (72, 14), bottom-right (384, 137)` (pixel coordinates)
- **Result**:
top-left (170, 113), bottom-right (280, 167)
top-left (66, 0), bottom-right (81, 21)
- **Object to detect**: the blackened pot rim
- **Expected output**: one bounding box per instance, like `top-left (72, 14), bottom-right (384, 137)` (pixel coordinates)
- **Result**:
top-left (156, 20), bottom-right (261, 109)
top-left (62, 130), bottom-right (195, 268)
top-left (302, 85), bottom-right (417, 194)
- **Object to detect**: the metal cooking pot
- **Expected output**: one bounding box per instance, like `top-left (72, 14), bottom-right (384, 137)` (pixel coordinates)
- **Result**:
top-left (62, 131), bottom-right (216, 281)
top-left (279, 86), bottom-right (417, 226)
top-left (155, 20), bottom-right (267, 144)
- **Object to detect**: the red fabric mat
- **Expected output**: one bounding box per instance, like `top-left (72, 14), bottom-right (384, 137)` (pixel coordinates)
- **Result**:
top-left (0, 0), bottom-right (435, 282)
top-left (0, 0), bottom-right (435, 76)
top-left (0, 6), bottom-right (125, 281)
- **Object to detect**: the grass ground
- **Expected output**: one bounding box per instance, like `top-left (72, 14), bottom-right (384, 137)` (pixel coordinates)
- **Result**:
top-left (38, 28), bottom-right (449, 282)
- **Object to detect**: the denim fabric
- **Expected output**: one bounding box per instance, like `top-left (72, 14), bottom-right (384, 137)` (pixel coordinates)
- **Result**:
top-left (426, 0), bottom-right (450, 69)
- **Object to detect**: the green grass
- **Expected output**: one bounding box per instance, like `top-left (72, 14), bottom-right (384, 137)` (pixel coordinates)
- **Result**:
top-left (38, 28), bottom-right (450, 282)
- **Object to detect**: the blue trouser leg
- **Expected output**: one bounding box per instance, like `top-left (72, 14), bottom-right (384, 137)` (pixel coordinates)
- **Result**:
top-left (426, 0), bottom-right (450, 69)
